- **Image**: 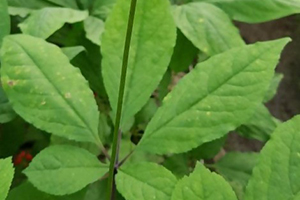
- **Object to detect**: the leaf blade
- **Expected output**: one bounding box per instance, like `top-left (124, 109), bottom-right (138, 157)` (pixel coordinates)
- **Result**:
top-left (138, 38), bottom-right (290, 155)
top-left (116, 162), bottom-right (177, 200)
top-left (101, 0), bottom-right (176, 127)
top-left (24, 145), bottom-right (108, 195)
top-left (0, 157), bottom-right (15, 200)
top-left (1, 34), bottom-right (102, 146)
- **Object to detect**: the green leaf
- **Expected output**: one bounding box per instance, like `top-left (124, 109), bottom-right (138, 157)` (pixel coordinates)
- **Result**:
top-left (190, 136), bottom-right (226, 160)
top-left (102, 0), bottom-right (176, 128)
top-left (7, 182), bottom-right (87, 200)
top-left (24, 145), bottom-right (108, 195)
top-left (8, 7), bottom-right (32, 17)
top-left (264, 73), bottom-right (283, 102)
top-left (169, 30), bottom-right (198, 72)
top-left (1, 34), bottom-right (102, 146)
top-left (163, 154), bottom-right (190, 178)
top-left (214, 152), bottom-right (258, 200)
top-left (46, 0), bottom-right (79, 9)
top-left (236, 104), bottom-right (279, 142)
top-left (70, 50), bottom-right (106, 97)
top-left (0, 157), bottom-right (14, 200)
top-left (135, 98), bottom-right (158, 125)
top-left (0, 86), bottom-right (16, 123)
top-left (19, 8), bottom-right (88, 39)
top-left (245, 115), bottom-right (300, 200)
top-left (8, 0), bottom-right (54, 9)
top-left (116, 162), bottom-right (177, 200)
top-left (84, 16), bottom-right (105, 46)
top-left (171, 163), bottom-right (237, 200)
top-left (0, 0), bottom-right (10, 46)
top-left (91, 0), bottom-right (116, 20)
top-left (0, 119), bottom-right (25, 158)
top-left (84, 179), bottom-right (125, 200)
top-left (138, 38), bottom-right (290, 155)
top-left (194, 0), bottom-right (300, 23)
top-left (173, 2), bottom-right (244, 56)
top-left (51, 135), bottom-right (100, 155)
top-left (61, 46), bottom-right (85, 60)
top-left (157, 69), bottom-right (172, 103)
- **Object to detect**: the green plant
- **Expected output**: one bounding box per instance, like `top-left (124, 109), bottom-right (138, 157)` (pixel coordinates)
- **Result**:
top-left (0, 0), bottom-right (300, 200)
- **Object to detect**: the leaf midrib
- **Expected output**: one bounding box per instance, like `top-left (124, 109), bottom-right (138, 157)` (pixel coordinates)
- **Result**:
top-left (11, 39), bottom-right (99, 143)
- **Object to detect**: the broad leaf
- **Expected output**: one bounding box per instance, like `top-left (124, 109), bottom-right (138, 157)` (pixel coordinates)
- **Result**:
top-left (24, 145), bottom-right (108, 195)
top-left (190, 136), bottom-right (226, 160)
top-left (173, 2), bottom-right (244, 56)
top-left (8, 7), bottom-right (32, 17)
top-left (0, 157), bottom-right (14, 200)
top-left (0, 0), bottom-right (10, 46)
top-left (171, 163), bottom-right (237, 200)
top-left (163, 154), bottom-right (190, 178)
top-left (84, 16), bottom-right (104, 46)
top-left (46, 0), bottom-right (79, 9)
top-left (102, 0), bottom-right (176, 127)
top-left (7, 182), bottom-right (87, 200)
top-left (116, 162), bottom-right (177, 200)
top-left (1, 35), bottom-right (102, 146)
top-left (61, 46), bottom-right (85, 60)
top-left (237, 104), bottom-right (280, 142)
top-left (0, 86), bottom-right (16, 123)
top-left (214, 152), bottom-right (258, 200)
top-left (8, 0), bottom-right (54, 9)
top-left (91, 0), bottom-right (116, 20)
top-left (245, 115), bottom-right (300, 200)
top-left (264, 73), bottom-right (283, 102)
top-left (169, 30), bottom-right (198, 72)
top-left (138, 38), bottom-right (290, 155)
top-left (194, 0), bottom-right (300, 23)
top-left (19, 8), bottom-right (88, 39)
top-left (84, 179), bottom-right (125, 200)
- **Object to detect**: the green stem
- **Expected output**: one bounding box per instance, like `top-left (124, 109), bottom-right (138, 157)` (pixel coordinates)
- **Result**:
top-left (107, 0), bottom-right (138, 199)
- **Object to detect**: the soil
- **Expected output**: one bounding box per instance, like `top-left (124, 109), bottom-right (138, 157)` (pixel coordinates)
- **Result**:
top-left (225, 15), bottom-right (300, 152)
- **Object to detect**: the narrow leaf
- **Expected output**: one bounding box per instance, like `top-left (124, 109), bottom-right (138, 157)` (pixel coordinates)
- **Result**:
top-left (245, 115), bottom-right (300, 200)
top-left (171, 163), bottom-right (237, 200)
top-left (173, 2), bottom-right (244, 56)
top-left (24, 145), bottom-right (108, 195)
top-left (19, 8), bottom-right (88, 39)
top-left (102, 0), bottom-right (176, 127)
top-left (116, 162), bottom-right (177, 200)
top-left (195, 0), bottom-right (300, 23)
top-left (0, 157), bottom-right (15, 200)
top-left (1, 34), bottom-right (102, 146)
top-left (138, 38), bottom-right (290, 155)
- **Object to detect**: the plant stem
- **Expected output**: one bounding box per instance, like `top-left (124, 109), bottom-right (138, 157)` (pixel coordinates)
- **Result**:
top-left (107, 0), bottom-right (138, 199)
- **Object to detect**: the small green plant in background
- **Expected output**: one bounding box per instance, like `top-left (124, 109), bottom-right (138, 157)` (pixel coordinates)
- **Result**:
top-left (0, 0), bottom-right (300, 200)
